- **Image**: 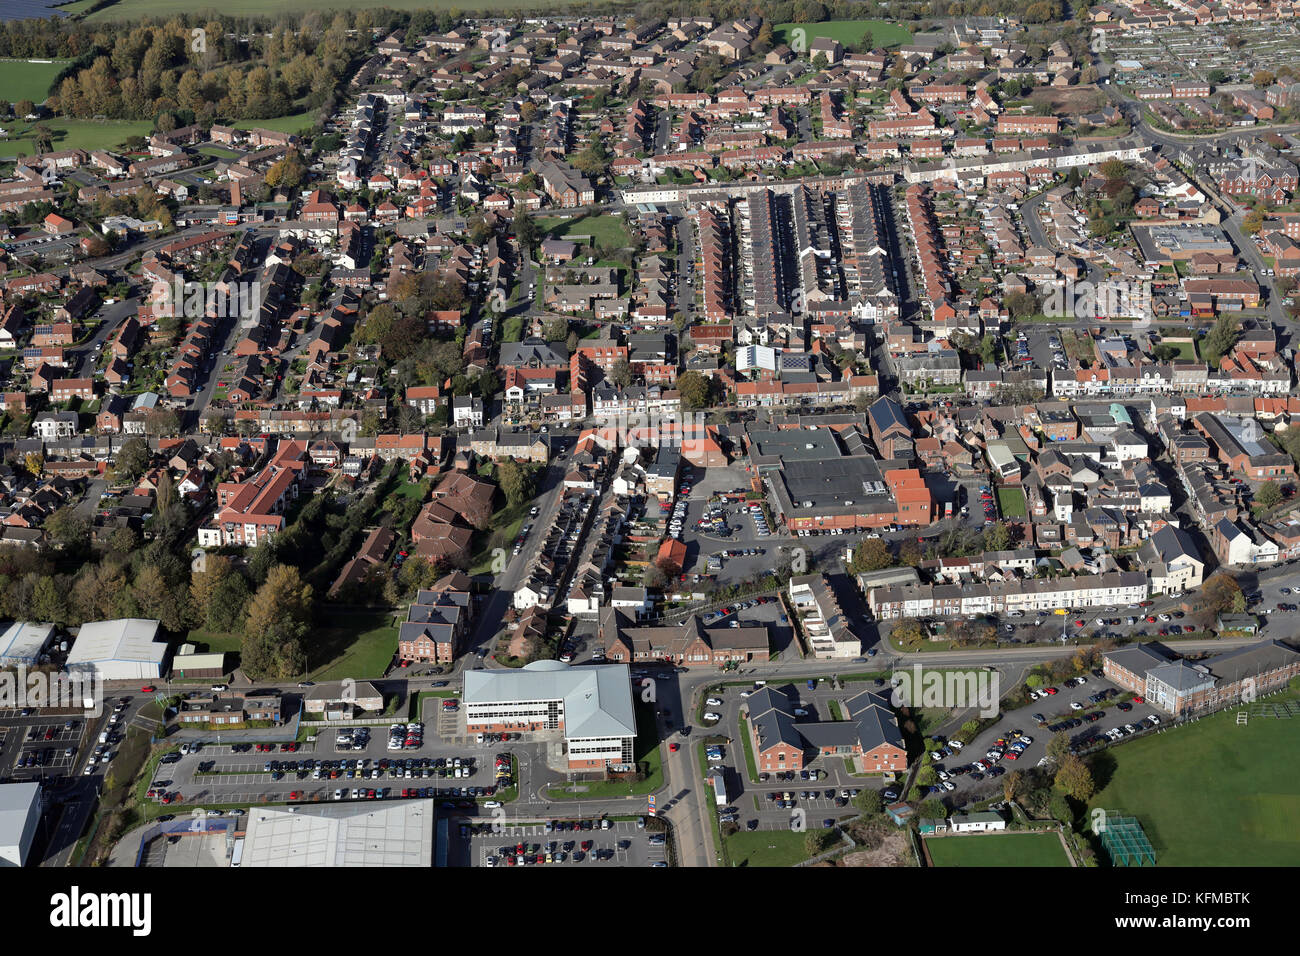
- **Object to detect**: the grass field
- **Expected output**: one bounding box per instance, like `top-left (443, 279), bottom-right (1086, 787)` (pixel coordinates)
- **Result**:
top-left (538, 213), bottom-right (631, 250)
top-left (926, 832), bottom-right (1070, 867)
top-left (0, 118), bottom-right (153, 159)
top-left (774, 19), bottom-right (912, 50)
top-left (307, 608), bottom-right (398, 682)
top-left (725, 829), bottom-right (823, 867)
top-left (0, 60), bottom-right (69, 105)
top-left (1086, 699), bottom-right (1300, 866)
top-left (233, 110), bottom-right (316, 134)
top-left (996, 486), bottom-right (1027, 519)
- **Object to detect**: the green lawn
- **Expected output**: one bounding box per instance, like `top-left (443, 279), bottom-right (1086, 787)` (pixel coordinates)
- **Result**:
top-left (196, 145), bottom-right (244, 160)
top-left (724, 828), bottom-right (823, 867)
top-left (537, 213), bottom-right (631, 250)
top-left (0, 59), bottom-right (69, 105)
top-left (1159, 339), bottom-right (1198, 361)
top-left (925, 832), bottom-right (1070, 867)
top-left (996, 486), bottom-right (1027, 519)
top-left (306, 608), bottom-right (399, 682)
top-left (233, 110), bottom-right (316, 135)
top-left (184, 629), bottom-right (245, 656)
top-left (1086, 698), bottom-right (1300, 866)
top-left (0, 118), bottom-right (154, 159)
top-left (774, 19), bottom-right (912, 50)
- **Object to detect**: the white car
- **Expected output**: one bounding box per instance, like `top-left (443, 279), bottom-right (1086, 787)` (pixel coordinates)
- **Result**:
top-left (1018, 736), bottom-right (1033, 746)
top-left (1148, 715), bottom-right (1161, 725)
top-left (706, 697), bottom-right (723, 706)
top-left (739, 691), bottom-right (753, 698)
top-left (482, 800), bottom-right (502, 808)
top-left (937, 770), bottom-right (950, 780)
top-left (1158, 613), bottom-right (1171, 622)
top-left (703, 712), bottom-right (722, 721)
top-left (1070, 702), bottom-right (1084, 710)
top-left (793, 708), bottom-right (809, 717)
top-left (948, 740), bottom-right (964, 750)
top-left (941, 780), bottom-right (955, 791)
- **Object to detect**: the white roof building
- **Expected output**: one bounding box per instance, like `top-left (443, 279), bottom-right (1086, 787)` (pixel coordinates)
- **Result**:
top-left (464, 661), bottom-right (637, 770)
top-left (0, 621), bottom-right (55, 665)
top-left (239, 799), bottom-right (434, 867)
top-left (65, 619), bottom-right (167, 681)
top-left (0, 782), bottom-right (41, 867)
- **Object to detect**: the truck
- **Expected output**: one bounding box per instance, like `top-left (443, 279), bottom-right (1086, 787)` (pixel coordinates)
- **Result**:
top-left (709, 770), bottom-right (729, 807)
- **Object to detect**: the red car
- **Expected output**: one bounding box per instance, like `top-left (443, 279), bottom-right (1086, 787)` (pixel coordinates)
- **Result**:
top-left (141, 685), bottom-right (155, 693)
top-left (1004, 751), bottom-right (1020, 760)
top-left (1044, 687), bottom-right (1058, 695)
top-left (289, 791), bottom-right (301, 800)
top-left (1133, 696), bottom-right (1145, 704)
top-left (668, 743), bottom-right (679, 752)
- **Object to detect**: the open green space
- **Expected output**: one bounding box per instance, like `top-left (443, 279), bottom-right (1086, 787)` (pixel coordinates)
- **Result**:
top-left (774, 19), bottom-right (912, 50)
top-left (0, 59), bottom-right (69, 105)
top-left (183, 628), bottom-right (244, 656)
top-left (925, 831), bottom-right (1070, 867)
top-left (996, 486), bottom-right (1027, 519)
top-left (306, 608), bottom-right (399, 682)
top-left (1086, 697), bottom-right (1300, 866)
top-left (0, 118), bottom-right (154, 159)
top-left (537, 213), bottom-right (631, 250)
top-left (723, 828), bottom-right (825, 867)
top-left (233, 110), bottom-right (316, 135)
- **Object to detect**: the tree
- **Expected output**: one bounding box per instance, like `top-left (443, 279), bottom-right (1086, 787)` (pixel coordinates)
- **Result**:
top-left (1100, 158), bottom-right (1129, 183)
top-left (898, 538), bottom-right (924, 567)
top-left (30, 575), bottom-right (68, 626)
top-left (855, 787), bottom-right (883, 816)
top-left (44, 506), bottom-right (90, 553)
top-left (497, 459), bottom-right (537, 510)
top-left (1053, 753), bottom-right (1096, 802)
top-left (1201, 572), bottom-right (1242, 615)
top-left (145, 407), bottom-right (180, 437)
top-left (1242, 209), bottom-right (1265, 235)
top-left (848, 538), bottom-right (892, 573)
top-left (1002, 769), bottom-right (1024, 803)
top-left (610, 358), bottom-right (632, 388)
top-left (1004, 291), bottom-right (1039, 320)
top-left (241, 564), bottom-right (312, 681)
top-left (1046, 730), bottom-right (1072, 767)
top-left (112, 437), bottom-right (150, 482)
top-left (513, 210), bottom-right (539, 252)
top-left (1257, 480), bottom-right (1283, 509)
top-left (984, 521), bottom-right (1011, 552)
top-left (1201, 313), bottom-right (1239, 367)
top-left (676, 370), bottom-right (712, 410)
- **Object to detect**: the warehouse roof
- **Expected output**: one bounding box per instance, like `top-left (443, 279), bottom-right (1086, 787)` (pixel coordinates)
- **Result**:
top-left (240, 799), bottom-right (434, 867)
top-left (66, 619), bottom-right (165, 667)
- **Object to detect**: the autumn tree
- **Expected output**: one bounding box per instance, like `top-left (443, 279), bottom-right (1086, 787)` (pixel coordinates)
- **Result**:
top-left (1053, 753), bottom-right (1096, 802)
top-left (241, 564), bottom-right (312, 681)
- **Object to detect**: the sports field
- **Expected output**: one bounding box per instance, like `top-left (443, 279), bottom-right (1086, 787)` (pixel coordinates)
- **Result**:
top-left (0, 60), bottom-right (68, 105)
top-left (538, 213), bottom-right (630, 249)
top-left (0, 118), bottom-right (153, 159)
top-left (1087, 699), bottom-right (1300, 866)
top-left (774, 20), bottom-right (913, 51)
top-left (996, 486), bottom-right (1027, 518)
top-left (926, 831), bottom-right (1070, 867)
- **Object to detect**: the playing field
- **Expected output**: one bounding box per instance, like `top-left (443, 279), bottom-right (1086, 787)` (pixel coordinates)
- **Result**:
top-left (996, 486), bottom-right (1027, 518)
top-left (538, 213), bottom-right (630, 250)
top-left (926, 832), bottom-right (1070, 867)
top-left (1087, 700), bottom-right (1300, 866)
top-left (233, 111), bottom-right (316, 134)
top-left (0, 60), bottom-right (68, 105)
top-left (774, 19), bottom-right (913, 50)
top-left (0, 118), bottom-right (153, 159)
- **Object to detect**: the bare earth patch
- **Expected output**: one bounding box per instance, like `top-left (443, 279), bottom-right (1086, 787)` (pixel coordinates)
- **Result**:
top-left (1030, 86), bottom-right (1105, 115)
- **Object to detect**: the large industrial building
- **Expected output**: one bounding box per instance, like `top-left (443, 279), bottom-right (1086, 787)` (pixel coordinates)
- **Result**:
top-left (0, 782), bottom-right (42, 867)
top-left (237, 800), bottom-right (434, 867)
top-left (65, 619), bottom-right (168, 681)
